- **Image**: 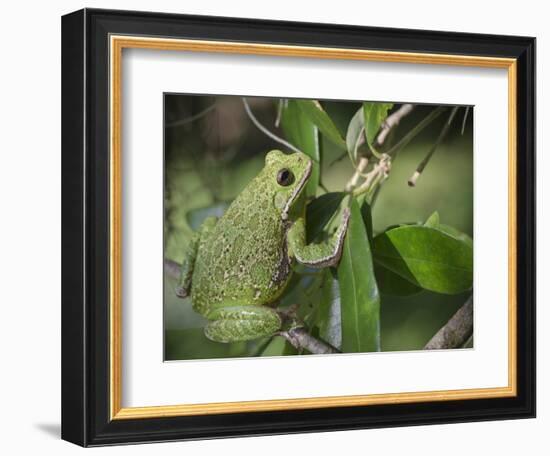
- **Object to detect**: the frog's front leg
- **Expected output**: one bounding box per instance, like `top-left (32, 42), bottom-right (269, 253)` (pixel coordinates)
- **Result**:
top-left (287, 208), bottom-right (350, 268)
top-left (175, 216), bottom-right (217, 298)
top-left (204, 306), bottom-right (282, 343)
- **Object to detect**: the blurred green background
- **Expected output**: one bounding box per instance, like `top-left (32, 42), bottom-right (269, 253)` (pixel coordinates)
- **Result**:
top-left (164, 95), bottom-right (473, 360)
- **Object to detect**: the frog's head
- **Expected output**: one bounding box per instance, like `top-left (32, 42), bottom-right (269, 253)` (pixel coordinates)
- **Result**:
top-left (263, 149), bottom-right (312, 221)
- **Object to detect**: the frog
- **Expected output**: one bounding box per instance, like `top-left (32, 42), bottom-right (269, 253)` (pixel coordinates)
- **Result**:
top-left (175, 149), bottom-right (350, 343)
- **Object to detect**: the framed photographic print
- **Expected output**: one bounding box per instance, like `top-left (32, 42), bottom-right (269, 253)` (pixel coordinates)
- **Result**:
top-left (61, 8), bottom-right (536, 447)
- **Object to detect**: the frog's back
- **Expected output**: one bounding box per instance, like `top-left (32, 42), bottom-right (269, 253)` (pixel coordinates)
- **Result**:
top-left (191, 190), bottom-right (292, 315)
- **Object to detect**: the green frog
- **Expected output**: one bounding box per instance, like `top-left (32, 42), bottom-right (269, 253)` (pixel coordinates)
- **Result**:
top-left (176, 150), bottom-right (349, 343)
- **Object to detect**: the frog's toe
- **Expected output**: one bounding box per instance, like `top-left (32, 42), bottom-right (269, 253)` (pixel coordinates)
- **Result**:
top-left (175, 285), bottom-right (189, 298)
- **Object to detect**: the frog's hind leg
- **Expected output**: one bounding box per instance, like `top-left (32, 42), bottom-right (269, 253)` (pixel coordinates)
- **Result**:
top-left (175, 216), bottom-right (217, 298)
top-left (204, 306), bottom-right (282, 343)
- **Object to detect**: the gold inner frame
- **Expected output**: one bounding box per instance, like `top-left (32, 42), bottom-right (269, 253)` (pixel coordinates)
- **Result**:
top-left (109, 35), bottom-right (518, 420)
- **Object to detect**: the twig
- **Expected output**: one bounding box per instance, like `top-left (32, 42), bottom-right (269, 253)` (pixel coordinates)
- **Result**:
top-left (274, 99), bottom-right (285, 128)
top-left (242, 98), bottom-right (301, 154)
top-left (165, 103), bottom-right (217, 128)
top-left (386, 106), bottom-right (447, 157)
top-left (351, 125), bottom-right (365, 165)
top-left (408, 106), bottom-right (459, 187)
top-left (345, 157), bottom-right (369, 192)
top-left (164, 259), bottom-right (181, 279)
top-left (280, 327), bottom-right (340, 354)
top-left (375, 104), bottom-right (414, 146)
top-left (351, 154), bottom-right (391, 197)
top-left (461, 106), bottom-right (470, 135)
top-left (424, 296), bottom-right (473, 350)
top-left (329, 103), bottom-right (414, 167)
top-left (164, 259), bottom-right (336, 354)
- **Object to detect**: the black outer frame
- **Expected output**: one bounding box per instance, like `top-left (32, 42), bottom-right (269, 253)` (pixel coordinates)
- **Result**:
top-left (61, 8), bottom-right (536, 447)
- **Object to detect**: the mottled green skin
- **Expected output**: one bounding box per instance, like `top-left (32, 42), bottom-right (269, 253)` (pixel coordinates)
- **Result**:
top-left (176, 150), bottom-right (349, 343)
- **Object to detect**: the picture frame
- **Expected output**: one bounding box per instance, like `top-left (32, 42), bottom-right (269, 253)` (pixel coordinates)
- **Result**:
top-left (61, 8), bottom-right (535, 447)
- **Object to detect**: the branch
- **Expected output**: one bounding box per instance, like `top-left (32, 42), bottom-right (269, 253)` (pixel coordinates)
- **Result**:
top-left (279, 327), bottom-right (340, 354)
top-left (164, 259), bottom-right (337, 354)
top-left (375, 103), bottom-right (414, 146)
top-left (164, 259), bottom-right (181, 279)
top-left (424, 296), bottom-right (473, 350)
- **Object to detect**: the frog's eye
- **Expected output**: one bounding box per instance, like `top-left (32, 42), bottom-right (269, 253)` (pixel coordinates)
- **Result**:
top-left (276, 168), bottom-right (295, 186)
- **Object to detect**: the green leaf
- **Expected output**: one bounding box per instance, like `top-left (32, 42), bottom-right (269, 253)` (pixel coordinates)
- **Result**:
top-left (438, 224), bottom-right (473, 249)
top-left (424, 211), bottom-right (440, 228)
top-left (359, 199), bottom-right (374, 243)
top-left (295, 100), bottom-right (346, 149)
top-left (373, 225), bottom-right (473, 294)
top-left (280, 100), bottom-right (320, 197)
top-left (317, 270), bottom-right (342, 349)
top-left (363, 102), bottom-right (393, 147)
top-left (293, 272), bottom-right (326, 327)
top-left (260, 337), bottom-right (297, 356)
top-left (186, 202), bottom-right (229, 231)
top-left (374, 264), bottom-right (422, 296)
top-left (345, 107), bottom-right (364, 163)
top-left (345, 103), bottom-right (394, 162)
top-left (337, 198), bottom-right (381, 352)
top-left (423, 212), bottom-right (473, 248)
top-left (305, 192), bottom-right (345, 242)
top-left (165, 329), bottom-right (245, 360)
